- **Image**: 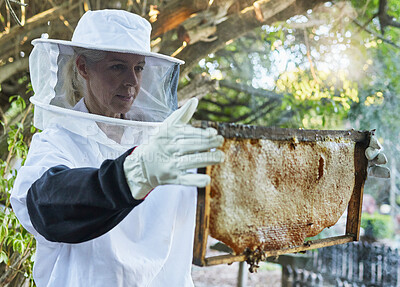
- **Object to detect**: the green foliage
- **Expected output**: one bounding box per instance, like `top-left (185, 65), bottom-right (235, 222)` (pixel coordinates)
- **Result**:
top-left (194, 35), bottom-right (286, 125)
top-left (5, 95), bottom-right (27, 123)
top-left (194, 2), bottom-right (366, 129)
top-left (193, 1), bottom-right (400, 176)
top-left (277, 69), bottom-right (359, 129)
top-left (0, 95), bottom-right (36, 286)
top-left (361, 212), bottom-right (394, 240)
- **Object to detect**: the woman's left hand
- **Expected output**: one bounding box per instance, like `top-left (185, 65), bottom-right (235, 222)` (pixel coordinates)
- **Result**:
top-left (365, 135), bottom-right (390, 178)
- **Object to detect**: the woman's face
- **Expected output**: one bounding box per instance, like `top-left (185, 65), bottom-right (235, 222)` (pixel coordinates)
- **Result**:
top-left (77, 52), bottom-right (145, 118)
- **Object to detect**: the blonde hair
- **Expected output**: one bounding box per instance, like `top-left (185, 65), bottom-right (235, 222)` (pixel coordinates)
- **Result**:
top-left (62, 47), bottom-right (107, 106)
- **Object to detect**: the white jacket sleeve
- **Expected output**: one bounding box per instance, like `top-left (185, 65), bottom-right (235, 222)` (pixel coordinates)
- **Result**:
top-left (11, 129), bottom-right (143, 244)
top-left (11, 130), bottom-right (75, 243)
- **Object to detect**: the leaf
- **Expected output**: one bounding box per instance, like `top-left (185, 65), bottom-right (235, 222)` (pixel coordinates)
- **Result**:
top-left (9, 95), bottom-right (17, 103)
top-left (0, 251), bottom-right (8, 264)
top-left (13, 239), bottom-right (24, 254)
top-left (0, 224), bottom-right (8, 240)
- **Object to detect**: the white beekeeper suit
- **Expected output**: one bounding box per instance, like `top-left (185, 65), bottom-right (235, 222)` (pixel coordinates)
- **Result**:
top-left (11, 10), bottom-right (224, 287)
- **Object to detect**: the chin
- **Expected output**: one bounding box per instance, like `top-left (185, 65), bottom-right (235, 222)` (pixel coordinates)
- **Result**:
top-left (116, 105), bottom-right (133, 116)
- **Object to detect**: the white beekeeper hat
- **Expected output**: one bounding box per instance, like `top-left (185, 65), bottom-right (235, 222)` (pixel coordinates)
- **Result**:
top-left (32, 9), bottom-right (183, 65)
top-left (29, 9), bottom-right (184, 139)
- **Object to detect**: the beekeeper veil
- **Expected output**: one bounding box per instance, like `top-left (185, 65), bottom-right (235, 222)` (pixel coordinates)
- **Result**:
top-left (29, 10), bottom-right (183, 150)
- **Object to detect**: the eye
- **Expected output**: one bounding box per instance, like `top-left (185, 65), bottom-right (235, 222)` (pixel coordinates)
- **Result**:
top-left (110, 64), bottom-right (126, 71)
top-left (134, 66), bottom-right (144, 72)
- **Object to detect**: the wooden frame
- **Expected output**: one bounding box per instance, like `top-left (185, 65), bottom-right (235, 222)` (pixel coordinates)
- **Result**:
top-left (192, 122), bottom-right (370, 267)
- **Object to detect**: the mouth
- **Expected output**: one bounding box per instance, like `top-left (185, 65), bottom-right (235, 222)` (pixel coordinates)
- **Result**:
top-left (116, 94), bottom-right (134, 102)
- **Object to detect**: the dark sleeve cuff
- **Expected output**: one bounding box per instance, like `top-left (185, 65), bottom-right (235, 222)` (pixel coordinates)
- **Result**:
top-left (27, 148), bottom-right (143, 243)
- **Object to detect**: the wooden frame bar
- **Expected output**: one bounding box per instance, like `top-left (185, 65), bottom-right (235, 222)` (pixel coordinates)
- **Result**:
top-left (192, 122), bottom-right (370, 267)
top-left (192, 167), bottom-right (211, 266)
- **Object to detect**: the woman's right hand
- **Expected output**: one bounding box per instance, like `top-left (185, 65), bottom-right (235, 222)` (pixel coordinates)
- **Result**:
top-left (123, 98), bottom-right (225, 199)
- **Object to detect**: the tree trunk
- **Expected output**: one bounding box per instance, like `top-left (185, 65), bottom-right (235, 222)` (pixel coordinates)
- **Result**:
top-left (173, 0), bottom-right (324, 77)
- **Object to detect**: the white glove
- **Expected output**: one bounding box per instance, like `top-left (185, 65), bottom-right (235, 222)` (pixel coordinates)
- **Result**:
top-left (365, 135), bottom-right (390, 178)
top-left (123, 98), bottom-right (225, 199)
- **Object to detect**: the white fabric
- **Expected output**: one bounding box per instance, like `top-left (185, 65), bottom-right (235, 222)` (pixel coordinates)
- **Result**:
top-left (32, 10), bottom-right (184, 65)
top-left (72, 10), bottom-right (152, 53)
top-left (29, 10), bottom-right (183, 132)
top-left (11, 121), bottom-right (197, 287)
top-left (11, 9), bottom-right (197, 286)
top-left (29, 40), bottom-right (180, 131)
top-left (365, 135), bottom-right (390, 178)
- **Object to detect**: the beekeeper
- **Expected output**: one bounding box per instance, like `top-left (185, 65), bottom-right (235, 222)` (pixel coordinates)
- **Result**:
top-left (11, 9), bottom-right (224, 287)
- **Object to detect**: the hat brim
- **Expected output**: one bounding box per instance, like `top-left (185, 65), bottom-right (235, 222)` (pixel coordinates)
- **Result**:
top-left (32, 38), bottom-right (185, 65)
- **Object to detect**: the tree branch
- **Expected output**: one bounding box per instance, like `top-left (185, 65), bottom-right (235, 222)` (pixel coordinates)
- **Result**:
top-left (0, 57), bottom-right (28, 83)
top-left (199, 98), bottom-right (242, 109)
top-left (0, 250), bottom-right (31, 285)
top-left (353, 19), bottom-right (400, 49)
top-left (0, 1), bottom-right (80, 44)
top-left (9, 0), bottom-right (27, 6)
top-left (244, 101), bottom-right (280, 124)
top-left (5, 0), bottom-right (22, 26)
top-left (177, 74), bottom-right (219, 106)
top-left (355, 12), bottom-right (377, 34)
top-left (175, 0), bottom-right (323, 78)
top-left (196, 80), bottom-right (283, 123)
top-left (303, 28), bottom-right (320, 83)
top-left (232, 97), bottom-right (280, 122)
top-left (151, 0), bottom-right (209, 38)
top-left (378, 0), bottom-right (400, 34)
top-left (219, 80), bottom-right (282, 101)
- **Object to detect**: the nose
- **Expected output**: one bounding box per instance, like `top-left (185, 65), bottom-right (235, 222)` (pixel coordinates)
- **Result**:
top-left (124, 69), bottom-right (139, 87)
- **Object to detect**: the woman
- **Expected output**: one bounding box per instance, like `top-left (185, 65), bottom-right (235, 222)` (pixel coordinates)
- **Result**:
top-left (11, 10), bottom-right (224, 287)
